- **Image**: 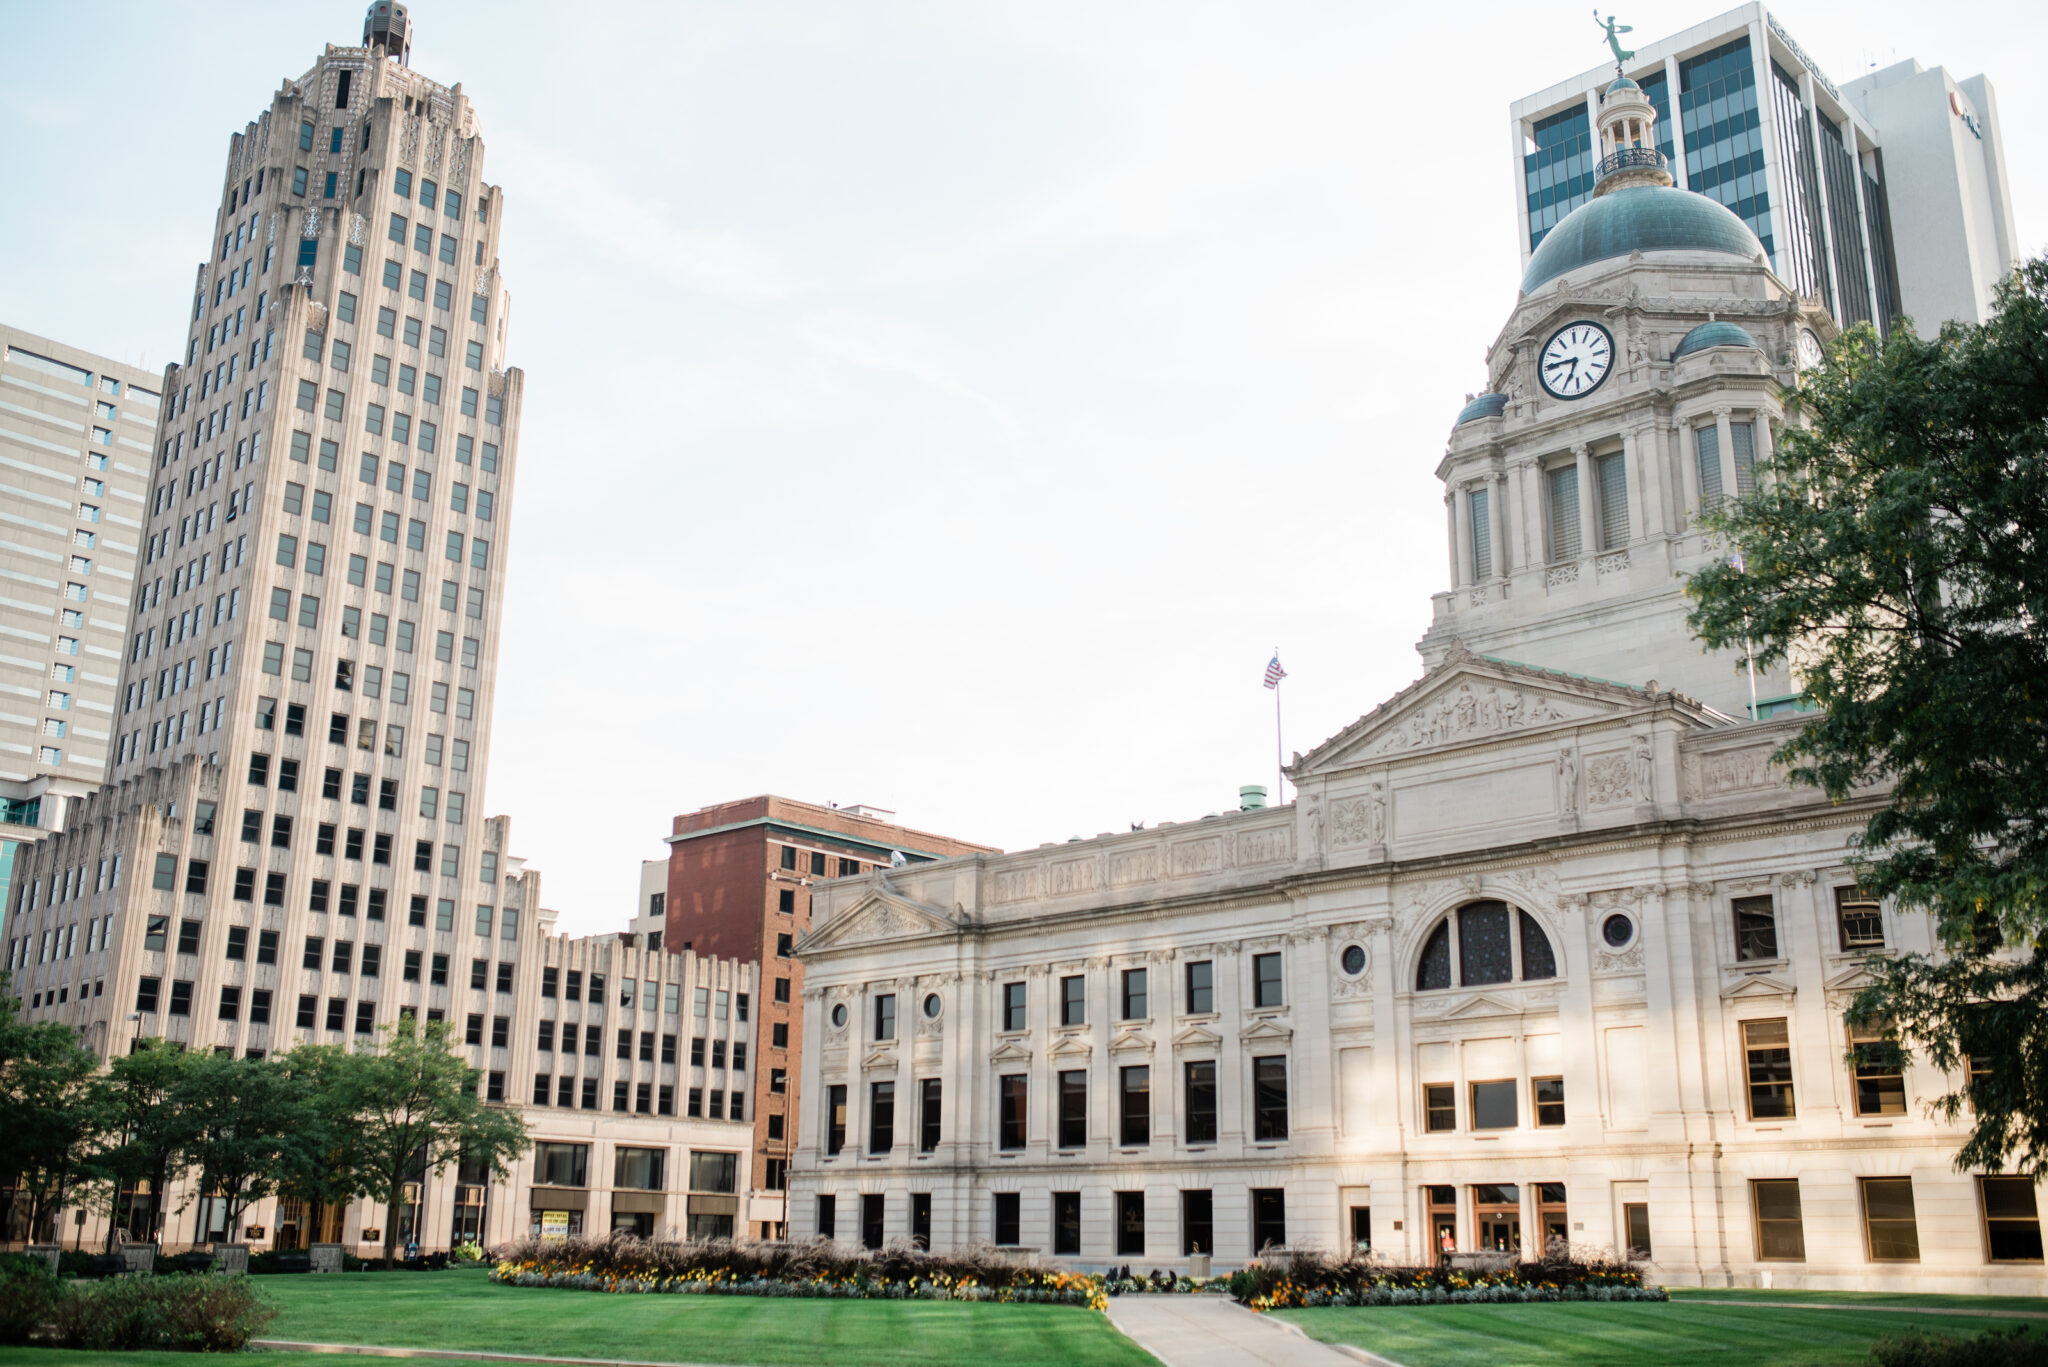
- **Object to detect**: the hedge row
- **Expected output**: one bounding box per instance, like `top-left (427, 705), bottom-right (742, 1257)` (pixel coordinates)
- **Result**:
top-left (0, 1254), bottom-right (276, 1352)
top-left (490, 1235), bottom-right (1104, 1308)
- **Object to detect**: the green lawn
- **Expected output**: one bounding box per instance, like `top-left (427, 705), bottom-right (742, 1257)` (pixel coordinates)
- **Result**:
top-left (1277, 1298), bottom-right (2046, 1367)
top-left (206, 1266), bottom-right (1149, 1367)
top-left (1669, 1287), bottom-right (2048, 1315)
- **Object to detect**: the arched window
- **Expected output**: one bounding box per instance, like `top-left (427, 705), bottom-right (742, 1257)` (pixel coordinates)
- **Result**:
top-left (1414, 900), bottom-right (1559, 990)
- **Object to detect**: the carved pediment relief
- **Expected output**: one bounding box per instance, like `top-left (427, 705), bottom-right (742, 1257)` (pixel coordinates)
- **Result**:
top-left (1048, 1032), bottom-right (1094, 1061)
top-left (1295, 651), bottom-right (1661, 777)
top-left (1240, 1017), bottom-right (1294, 1044)
top-left (1172, 1023), bottom-right (1223, 1053)
top-left (1721, 973), bottom-right (1797, 1000)
top-left (799, 888), bottom-right (960, 952)
top-left (861, 1047), bottom-right (898, 1071)
top-left (1110, 1027), bottom-right (1155, 1056)
top-left (988, 1038), bottom-right (1034, 1064)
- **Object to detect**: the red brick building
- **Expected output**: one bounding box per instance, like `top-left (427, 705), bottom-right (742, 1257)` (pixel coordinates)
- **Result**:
top-left (663, 796), bottom-right (994, 1238)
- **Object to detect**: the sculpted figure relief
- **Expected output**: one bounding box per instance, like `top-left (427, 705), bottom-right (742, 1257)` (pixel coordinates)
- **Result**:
top-left (1375, 683), bottom-right (1574, 755)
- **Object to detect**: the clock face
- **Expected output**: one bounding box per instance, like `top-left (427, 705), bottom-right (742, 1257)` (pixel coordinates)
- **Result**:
top-left (1538, 321), bottom-right (1614, 399)
top-left (1797, 328), bottom-right (1825, 370)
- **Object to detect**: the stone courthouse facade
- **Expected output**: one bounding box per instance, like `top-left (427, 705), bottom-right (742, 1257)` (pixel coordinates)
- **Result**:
top-left (786, 78), bottom-right (2046, 1291)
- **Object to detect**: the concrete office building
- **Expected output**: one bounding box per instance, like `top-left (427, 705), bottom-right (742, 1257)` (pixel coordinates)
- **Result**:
top-left (1, 327), bottom-right (166, 919)
top-left (1510, 3), bottom-right (2014, 339)
top-left (663, 796), bottom-right (994, 1239)
top-left (788, 73), bottom-right (2045, 1292)
top-left (0, 4), bottom-right (732, 1253)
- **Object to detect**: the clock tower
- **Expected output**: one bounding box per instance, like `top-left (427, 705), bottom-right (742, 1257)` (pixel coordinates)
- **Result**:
top-left (1419, 72), bottom-right (1835, 719)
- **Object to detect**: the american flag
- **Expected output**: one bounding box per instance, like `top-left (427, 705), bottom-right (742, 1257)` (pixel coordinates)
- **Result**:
top-left (1263, 654), bottom-right (1287, 689)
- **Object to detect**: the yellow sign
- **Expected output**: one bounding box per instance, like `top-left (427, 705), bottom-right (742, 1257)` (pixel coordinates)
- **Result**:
top-left (541, 1211), bottom-right (570, 1240)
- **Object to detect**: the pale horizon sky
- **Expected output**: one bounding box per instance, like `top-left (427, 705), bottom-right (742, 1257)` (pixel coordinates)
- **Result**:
top-left (3, 1), bottom-right (2040, 936)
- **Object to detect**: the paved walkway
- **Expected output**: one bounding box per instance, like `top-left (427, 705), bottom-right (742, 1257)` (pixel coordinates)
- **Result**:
top-left (1104, 1295), bottom-right (1397, 1367)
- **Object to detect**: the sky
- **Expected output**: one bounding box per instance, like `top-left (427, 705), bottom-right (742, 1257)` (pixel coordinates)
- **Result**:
top-left (2, 1), bottom-right (2040, 936)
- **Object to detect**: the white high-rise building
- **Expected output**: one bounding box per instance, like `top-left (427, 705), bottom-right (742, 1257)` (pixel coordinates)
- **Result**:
top-left (0, 326), bottom-right (165, 916)
top-left (2, 7), bottom-right (767, 1256)
top-left (1509, 3), bottom-right (2016, 340)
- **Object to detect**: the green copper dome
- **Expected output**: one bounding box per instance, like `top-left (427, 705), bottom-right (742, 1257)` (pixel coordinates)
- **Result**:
top-left (1672, 320), bottom-right (1761, 358)
top-left (1454, 393), bottom-right (1508, 425)
top-left (1522, 185), bottom-right (1765, 294)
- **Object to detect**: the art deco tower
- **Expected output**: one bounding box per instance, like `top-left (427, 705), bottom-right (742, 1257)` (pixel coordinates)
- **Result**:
top-left (5, 3), bottom-right (529, 1066)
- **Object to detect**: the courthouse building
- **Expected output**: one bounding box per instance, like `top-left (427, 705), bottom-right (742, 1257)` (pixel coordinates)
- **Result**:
top-left (1, 5), bottom-right (754, 1253)
top-left (786, 69), bottom-right (2044, 1291)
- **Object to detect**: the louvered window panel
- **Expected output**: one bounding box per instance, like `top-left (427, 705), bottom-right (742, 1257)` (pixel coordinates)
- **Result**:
top-left (1469, 487), bottom-right (1492, 580)
top-left (1596, 452), bottom-right (1629, 550)
top-left (1547, 464), bottom-right (1581, 561)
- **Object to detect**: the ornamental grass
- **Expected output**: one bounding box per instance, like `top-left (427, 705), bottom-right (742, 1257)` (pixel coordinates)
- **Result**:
top-left (491, 1234), bottom-right (1107, 1310)
top-left (1229, 1247), bottom-right (1665, 1312)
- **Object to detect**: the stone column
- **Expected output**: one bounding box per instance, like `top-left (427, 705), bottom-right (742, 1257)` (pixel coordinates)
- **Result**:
top-left (1713, 407), bottom-right (1738, 506)
top-left (1623, 426), bottom-right (1651, 541)
top-left (1490, 471), bottom-right (1511, 578)
top-left (1512, 457), bottom-right (1541, 569)
top-left (1573, 443), bottom-right (1595, 564)
top-left (1677, 416), bottom-right (1701, 529)
top-left (1445, 490), bottom-right (1464, 588)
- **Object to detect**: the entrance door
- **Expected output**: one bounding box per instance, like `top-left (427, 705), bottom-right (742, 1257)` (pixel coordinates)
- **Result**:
top-left (1350, 1206), bottom-right (1371, 1251)
top-left (1471, 1184), bottom-right (1521, 1255)
top-left (1427, 1186), bottom-right (1458, 1264)
top-left (1537, 1183), bottom-right (1568, 1256)
top-left (911, 1193), bottom-right (931, 1250)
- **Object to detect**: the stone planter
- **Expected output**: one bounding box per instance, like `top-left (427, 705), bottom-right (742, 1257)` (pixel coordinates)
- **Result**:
top-left (310, 1242), bottom-right (344, 1273)
top-left (25, 1244), bottom-right (61, 1273)
top-left (212, 1244), bottom-right (250, 1274)
top-left (120, 1245), bottom-right (158, 1275)
top-left (1188, 1253), bottom-right (1212, 1279)
top-left (1447, 1250), bottom-right (1513, 1273)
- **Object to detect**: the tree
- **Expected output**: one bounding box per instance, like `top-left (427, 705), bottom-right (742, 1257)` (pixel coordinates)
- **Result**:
top-left (291, 1018), bottom-right (527, 1267)
top-left (0, 974), bottom-right (112, 1242)
top-left (1686, 256), bottom-right (2048, 1174)
top-left (174, 1051), bottom-right (318, 1245)
top-left (86, 1039), bottom-right (199, 1248)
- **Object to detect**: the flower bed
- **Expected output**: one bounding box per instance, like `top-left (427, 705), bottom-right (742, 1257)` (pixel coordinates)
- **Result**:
top-left (1230, 1250), bottom-right (1664, 1312)
top-left (490, 1235), bottom-right (1106, 1310)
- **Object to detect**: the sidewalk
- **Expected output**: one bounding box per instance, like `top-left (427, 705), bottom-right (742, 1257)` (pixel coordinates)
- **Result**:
top-left (1104, 1295), bottom-right (1397, 1367)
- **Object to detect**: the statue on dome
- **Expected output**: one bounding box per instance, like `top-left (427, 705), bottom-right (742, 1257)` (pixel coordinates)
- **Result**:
top-left (1593, 10), bottom-right (1635, 73)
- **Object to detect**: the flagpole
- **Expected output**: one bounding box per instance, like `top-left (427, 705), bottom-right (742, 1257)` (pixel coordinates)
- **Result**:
top-left (1273, 646), bottom-right (1285, 806)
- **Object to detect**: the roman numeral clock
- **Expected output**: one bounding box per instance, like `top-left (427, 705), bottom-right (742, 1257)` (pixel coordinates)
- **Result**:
top-left (1538, 320), bottom-right (1614, 399)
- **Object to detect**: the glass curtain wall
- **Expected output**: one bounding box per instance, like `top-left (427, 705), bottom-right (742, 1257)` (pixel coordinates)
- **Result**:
top-left (1525, 104), bottom-right (1595, 250)
top-left (1768, 61), bottom-right (1832, 310)
top-left (1818, 113), bottom-right (1874, 327)
top-left (1679, 38), bottom-right (1773, 261)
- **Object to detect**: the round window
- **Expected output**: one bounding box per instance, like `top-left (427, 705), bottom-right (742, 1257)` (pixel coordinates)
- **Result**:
top-left (829, 1003), bottom-right (848, 1029)
top-left (922, 992), bottom-right (942, 1019)
top-left (1340, 944), bottom-right (1367, 976)
top-left (1602, 914), bottom-right (1635, 948)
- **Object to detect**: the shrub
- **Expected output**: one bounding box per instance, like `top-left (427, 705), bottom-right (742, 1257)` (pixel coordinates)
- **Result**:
top-left (1227, 1250), bottom-right (1662, 1311)
top-left (492, 1234), bottom-right (1104, 1309)
top-left (3, 1270), bottom-right (276, 1353)
top-left (1872, 1328), bottom-right (2048, 1367)
top-left (0, 1253), bottom-right (64, 1346)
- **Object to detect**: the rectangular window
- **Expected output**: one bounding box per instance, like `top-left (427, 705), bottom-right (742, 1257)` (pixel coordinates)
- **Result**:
top-left (1186, 960), bottom-right (1213, 1014)
top-left (825, 1083), bottom-right (847, 1155)
top-left (1115, 1190), bottom-right (1146, 1257)
top-left (1468, 484), bottom-right (1493, 579)
top-left (1595, 449), bottom-right (1628, 550)
top-left (1547, 462), bottom-right (1582, 560)
top-left (1056, 1069), bottom-right (1087, 1148)
top-left (1120, 967), bottom-right (1148, 1020)
top-left (999, 1074), bottom-right (1028, 1149)
top-left (919, 1078), bottom-right (942, 1152)
top-left (1734, 894), bottom-right (1779, 961)
top-left (1836, 886), bottom-right (1885, 950)
top-left (1252, 952), bottom-right (1284, 1008)
top-left (1253, 1056), bottom-right (1288, 1141)
top-left (1861, 1177), bottom-right (1921, 1261)
top-left (1119, 1065), bottom-right (1151, 1146)
top-left (1753, 1179), bottom-right (1806, 1260)
top-left (1623, 1202), bottom-right (1652, 1259)
top-left (1424, 1082), bottom-right (1456, 1132)
top-left (1849, 1020), bottom-right (1907, 1116)
top-left (1002, 981), bottom-right (1027, 1032)
top-left (1052, 1190), bottom-right (1081, 1256)
top-left (1742, 1018), bottom-right (1796, 1119)
top-left (1533, 1076), bottom-right (1566, 1127)
top-left (868, 1080), bottom-right (895, 1154)
top-left (993, 1192), bottom-right (1021, 1247)
top-left (1695, 423), bottom-right (1726, 506)
top-left (1060, 974), bottom-right (1085, 1027)
top-left (1184, 1060), bottom-right (1217, 1144)
top-left (1980, 1177), bottom-right (2045, 1262)
top-left (1252, 1189), bottom-right (1287, 1256)
top-left (1470, 1078), bottom-right (1518, 1129)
